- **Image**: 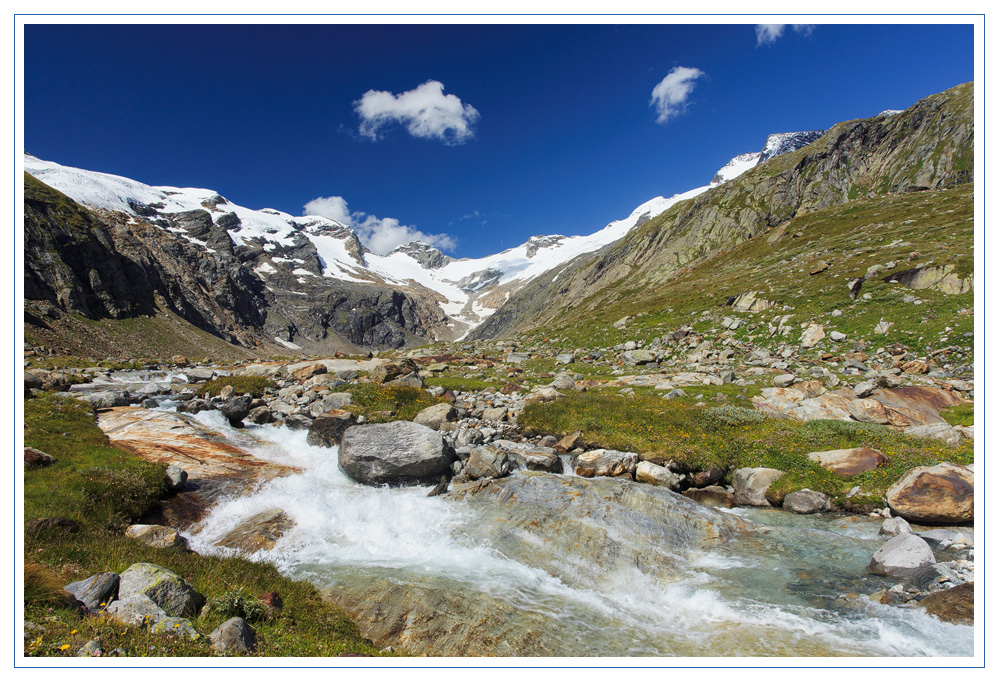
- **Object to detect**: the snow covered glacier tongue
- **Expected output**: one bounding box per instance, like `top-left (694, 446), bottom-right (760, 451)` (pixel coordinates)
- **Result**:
top-left (23, 127), bottom-right (826, 348)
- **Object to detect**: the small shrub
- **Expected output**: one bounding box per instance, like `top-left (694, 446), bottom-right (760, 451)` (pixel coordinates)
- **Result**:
top-left (206, 590), bottom-right (272, 623)
top-left (701, 406), bottom-right (769, 429)
top-left (79, 466), bottom-right (165, 530)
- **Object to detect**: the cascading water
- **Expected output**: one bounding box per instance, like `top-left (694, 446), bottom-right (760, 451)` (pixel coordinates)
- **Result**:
top-left (180, 410), bottom-right (972, 657)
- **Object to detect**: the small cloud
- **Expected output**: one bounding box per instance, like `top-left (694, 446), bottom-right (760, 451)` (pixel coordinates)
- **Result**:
top-left (354, 80), bottom-right (480, 145)
top-left (304, 195), bottom-right (456, 255)
top-left (756, 23), bottom-right (816, 46)
top-left (650, 66), bottom-right (705, 125)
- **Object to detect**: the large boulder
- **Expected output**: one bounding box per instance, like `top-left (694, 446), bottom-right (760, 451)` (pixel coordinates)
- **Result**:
top-left (306, 409), bottom-right (357, 448)
top-left (886, 462), bottom-right (974, 524)
top-left (339, 421), bottom-right (456, 485)
top-left (116, 563), bottom-right (205, 618)
top-left (290, 362), bottom-right (327, 381)
top-left (806, 447), bottom-right (890, 477)
top-left (867, 533), bottom-right (936, 577)
top-left (732, 467), bottom-right (785, 507)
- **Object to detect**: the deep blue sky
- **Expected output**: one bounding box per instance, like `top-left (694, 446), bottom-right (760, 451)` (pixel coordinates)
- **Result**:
top-left (23, 23), bottom-right (974, 257)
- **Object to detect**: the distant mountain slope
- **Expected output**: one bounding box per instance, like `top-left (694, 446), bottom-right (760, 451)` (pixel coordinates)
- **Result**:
top-left (470, 82), bottom-right (973, 341)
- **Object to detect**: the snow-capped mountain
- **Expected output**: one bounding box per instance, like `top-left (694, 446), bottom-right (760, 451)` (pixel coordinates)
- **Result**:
top-left (23, 128), bottom-right (824, 346)
top-left (710, 131), bottom-right (826, 187)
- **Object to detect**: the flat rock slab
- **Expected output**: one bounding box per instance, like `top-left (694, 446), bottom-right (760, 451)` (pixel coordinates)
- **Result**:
top-left (98, 408), bottom-right (297, 481)
top-left (97, 407), bottom-right (298, 528)
top-left (870, 387), bottom-right (966, 426)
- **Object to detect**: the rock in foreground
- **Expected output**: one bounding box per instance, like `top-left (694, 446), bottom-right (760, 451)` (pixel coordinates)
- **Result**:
top-left (339, 421), bottom-right (455, 485)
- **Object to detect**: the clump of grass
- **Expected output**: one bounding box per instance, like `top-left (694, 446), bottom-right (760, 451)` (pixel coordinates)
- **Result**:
top-left (346, 385), bottom-right (444, 422)
top-left (24, 562), bottom-right (78, 609)
top-left (199, 376), bottom-right (275, 398)
top-left (700, 406), bottom-right (769, 429)
top-left (940, 402), bottom-right (974, 427)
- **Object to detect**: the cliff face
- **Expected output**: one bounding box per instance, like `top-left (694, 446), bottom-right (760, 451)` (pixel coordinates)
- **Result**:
top-left (24, 174), bottom-right (459, 354)
top-left (471, 82), bottom-right (974, 340)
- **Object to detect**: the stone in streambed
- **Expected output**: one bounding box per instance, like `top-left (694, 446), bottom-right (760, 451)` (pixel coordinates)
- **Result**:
top-left (339, 421), bottom-right (456, 486)
top-left (867, 533), bottom-right (935, 577)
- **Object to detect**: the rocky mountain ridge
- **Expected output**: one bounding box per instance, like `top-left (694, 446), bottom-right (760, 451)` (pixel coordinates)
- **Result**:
top-left (470, 82), bottom-right (973, 341)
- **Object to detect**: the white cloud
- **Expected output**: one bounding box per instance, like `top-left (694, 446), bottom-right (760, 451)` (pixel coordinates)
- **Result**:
top-left (756, 24), bottom-right (816, 46)
top-left (650, 66), bottom-right (705, 125)
top-left (304, 195), bottom-right (457, 255)
top-left (355, 80), bottom-right (480, 145)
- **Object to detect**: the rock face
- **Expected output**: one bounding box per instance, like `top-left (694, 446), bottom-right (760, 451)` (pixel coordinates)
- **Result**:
top-left (24, 173), bottom-right (460, 355)
top-left (886, 462), bottom-right (974, 524)
top-left (732, 467), bottom-right (785, 507)
top-left (807, 447), bottom-right (890, 477)
top-left (339, 421), bottom-right (456, 485)
top-left (868, 533), bottom-right (935, 577)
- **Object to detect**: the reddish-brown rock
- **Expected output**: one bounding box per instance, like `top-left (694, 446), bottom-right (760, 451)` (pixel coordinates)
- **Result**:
top-left (919, 582), bottom-right (974, 625)
top-left (886, 462), bottom-right (974, 524)
top-left (807, 447), bottom-right (891, 477)
top-left (683, 486), bottom-right (736, 509)
top-left (291, 362), bottom-right (327, 381)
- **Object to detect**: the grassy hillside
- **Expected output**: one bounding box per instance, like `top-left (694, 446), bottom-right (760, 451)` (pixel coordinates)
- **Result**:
top-left (521, 184), bottom-right (973, 356)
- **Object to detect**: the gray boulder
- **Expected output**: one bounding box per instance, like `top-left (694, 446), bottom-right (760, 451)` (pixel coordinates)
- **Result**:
top-left (339, 421), bottom-right (456, 485)
top-left (782, 489), bottom-right (830, 514)
top-left (184, 368), bottom-right (216, 382)
top-left (82, 391), bottom-right (131, 409)
top-left (117, 562), bottom-right (205, 618)
top-left (868, 533), bottom-right (936, 577)
top-left (221, 395), bottom-right (253, 427)
top-left (209, 617), bottom-right (257, 654)
top-left (322, 392), bottom-right (354, 411)
top-left (64, 572), bottom-right (119, 610)
top-left (732, 467), bottom-right (785, 507)
top-left (466, 445), bottom-right (514, 480)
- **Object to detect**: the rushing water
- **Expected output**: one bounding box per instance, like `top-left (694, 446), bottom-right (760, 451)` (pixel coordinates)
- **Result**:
top-left (179, 410), bottom-right (973, 657)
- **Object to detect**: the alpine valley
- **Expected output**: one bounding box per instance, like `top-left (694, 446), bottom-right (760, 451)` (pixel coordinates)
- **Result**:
top-left (23, 82), bottom-right (976, 659)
